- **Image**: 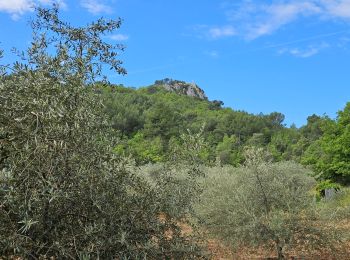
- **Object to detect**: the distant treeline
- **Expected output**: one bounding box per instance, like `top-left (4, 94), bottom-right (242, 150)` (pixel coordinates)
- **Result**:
top-left (100, 82), bottom-right (350, 184)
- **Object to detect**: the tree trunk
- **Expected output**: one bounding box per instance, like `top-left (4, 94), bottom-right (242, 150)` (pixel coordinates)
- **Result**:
top-left (276, 244), bottom-right (284, 260)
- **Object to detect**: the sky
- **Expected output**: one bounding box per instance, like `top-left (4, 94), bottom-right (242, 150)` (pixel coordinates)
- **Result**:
top-left (1, 0), bottom-right (350, 126)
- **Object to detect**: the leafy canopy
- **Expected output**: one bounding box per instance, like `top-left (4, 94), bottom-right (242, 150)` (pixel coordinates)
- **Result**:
top-left (0, 6), bottom-right (203, 259)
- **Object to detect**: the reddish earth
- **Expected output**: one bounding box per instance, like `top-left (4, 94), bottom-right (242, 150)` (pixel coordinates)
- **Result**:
top-left (206, 238), bottom-right (350, 259)
top-left (172, 217), bottom-right (350, 259)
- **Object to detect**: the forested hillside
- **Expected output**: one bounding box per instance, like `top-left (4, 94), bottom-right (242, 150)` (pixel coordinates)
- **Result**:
top-left (101, 80), bottom-right (350, 184)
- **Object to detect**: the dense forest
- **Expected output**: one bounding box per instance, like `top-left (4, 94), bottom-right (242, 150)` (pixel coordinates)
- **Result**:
top-left (1, 6), bottom-right (350, 259)
top-left (101, 78), bottom-right (350, 185)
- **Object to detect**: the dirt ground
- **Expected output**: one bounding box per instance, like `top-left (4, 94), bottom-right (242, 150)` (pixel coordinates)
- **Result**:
top-left (174, 217), bottom-right (350, 260)
top-left (206, 238), bottom-right (350, 260)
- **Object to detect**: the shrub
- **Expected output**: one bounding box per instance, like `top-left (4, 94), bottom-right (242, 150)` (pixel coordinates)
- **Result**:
top-left (195, 152), bottom-right (340, 259)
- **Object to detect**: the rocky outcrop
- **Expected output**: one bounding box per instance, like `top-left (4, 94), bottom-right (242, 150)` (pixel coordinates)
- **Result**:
top-left (154, 78), bottom-right (208, 100)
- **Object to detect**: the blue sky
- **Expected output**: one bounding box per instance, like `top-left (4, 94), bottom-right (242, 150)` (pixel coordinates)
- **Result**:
top-left (1, 0), bottom-right (350, 126)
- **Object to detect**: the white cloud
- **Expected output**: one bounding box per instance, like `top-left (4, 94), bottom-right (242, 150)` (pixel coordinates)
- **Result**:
top-left (80, 0), bottom-right (112, 15)
top-left (278, 42), bottom-right (330, 57)
top-left (0, 0), bottom-right (34, 19)
top-left (208, 25), bottom-right (236, 39)
top-left (289, 47), bottom-right (320, 57)
top-left (205, 50), bottom-right (219, 58)
top-left (209, 0), bottom-right (350, 40)
top-left (192, 24), bottom-right (236, 39)
top-left (226, 1), bottom-right (323, 40)
top-left (323, 0), bottom-right (350, 19)
top-left (109, 34), bottom-right (129, 41)
top-left (0, 0), bottom-right (66, 20)
top-left (247, 2), bottom-right (322, 39)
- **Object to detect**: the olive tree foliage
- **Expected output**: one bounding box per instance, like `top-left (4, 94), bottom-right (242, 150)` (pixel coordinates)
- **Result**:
top-left (155, 127), bottom-right (207, 218)
top-left (132, 127), bottom-right (209, 255)
top-left (23, 5), bottom-right (126, 84)
top-left (0, 7), bottom-right (202, 259)
top-left (195, 148), bottom-right (339, 259)
top-left (136, 127), bottom-right (208, 231)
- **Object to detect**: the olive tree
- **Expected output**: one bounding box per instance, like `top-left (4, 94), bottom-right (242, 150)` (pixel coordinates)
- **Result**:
top-left (25, 5), bottom-right (126, 83)
top-left (0, 6), bottom-right (202, 259)
top-left (195, 148), bottom-right (338, 259)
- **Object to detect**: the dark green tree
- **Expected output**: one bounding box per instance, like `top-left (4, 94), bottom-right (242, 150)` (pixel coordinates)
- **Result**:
top-left (303, 103), bottom-right (350, 184)
top-left (301, 114), bottom-right (326, 141)
top-left (215, 134), bottom-right (242, 166)
top-left (268, 128), bottom-right (301, 161)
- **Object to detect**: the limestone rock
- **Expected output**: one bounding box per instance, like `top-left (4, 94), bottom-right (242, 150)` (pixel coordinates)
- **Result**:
top-left (154, 78), bottom-right (208, 100)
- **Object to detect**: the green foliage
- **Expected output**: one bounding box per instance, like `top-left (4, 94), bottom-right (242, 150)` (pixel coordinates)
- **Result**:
top-left (162, 128), bottom-right (207, 216)
top-left (195, 151), bottom-right (340, 259)
top-left (0, 7), bottom-right (204, 259)
top-left (134, 129), bottom-right (209, 252)
top-left (302, 103), bottom-right (350, 184)
top-left (115, 132), bottom-right (164, 164)
top-left (103, 83), bottom-right (287, 166)
top-left (324, 187), bottom-right (350, 209)
top-left (300, 114), bottom-right (325, 141)
top-left (313, 180), bottom-right (342, 201)
top-left (0, 68), bottom-right (162, 258)
top-left (215, 134), bottom-right (242, 166)
top-left (317, 187), bottom-right (350, 233)
top-left (104, 90), bottom-right (146, 136)
top-left (316, 180), bottom-right (342, 194)
top-left (143, 101), bottom-right (183, 139)
top-left (169, 126), bottom-right (210, 165)
top-left (268, 128), bottom-right (301, 161)
top-left (246, 133), bottom-right (266, 147)
top-left (27, 6), bottom-right (126, 83)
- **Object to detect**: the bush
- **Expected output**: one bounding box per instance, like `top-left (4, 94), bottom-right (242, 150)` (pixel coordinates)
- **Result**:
top-left (195, 153), bottom-right (340, 259)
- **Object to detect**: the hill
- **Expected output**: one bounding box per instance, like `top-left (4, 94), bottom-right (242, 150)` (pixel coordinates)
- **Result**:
top-left (102, 79), bottom-right (350, 184)
top-left (101, 79), bottom-right (322, 166)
